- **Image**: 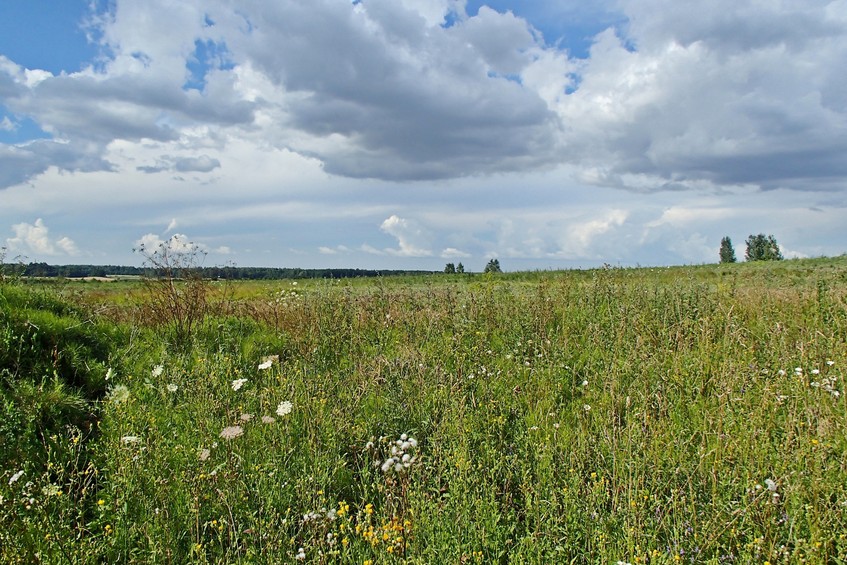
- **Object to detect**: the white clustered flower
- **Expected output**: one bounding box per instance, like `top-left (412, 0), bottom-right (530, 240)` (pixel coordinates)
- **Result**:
top-left (9, 470), bottom-right (24, 486)
top-left (105, 368), bottom-right (114, 381)
top-left (811, 374), bottom-right (841, 399)
top-left (276, 401), bottom-right (293, 416)
top-left (765, 478), bottom-right (778, 492)
top-left (374, 433), bottom-right (419, 475)
top-left (258, 355), bottom-right (279, 370)
top-left (826, 360), bottom-right (835, 366)
top-left (219, 426), bottom-right (244, 440)
top-left (166, 383), bottom-right (178, 393)
top-left (583, 404), bottom-right (591, 412)
top-left (295, 547), bottom-right (306, 560)
top-left (231, 378), bottom-right (248, 391)
top-left (261, 415), bottom-right (276, 424)
top-left (108, 385), bottom-right (130, 404)
top-left (582, 380), bottom-right (589, 387)
top-left (152, 365), bottom-right (164, 377)
top-left (121, 435), bottom-right (141, 444)
top-left (198, 448), bottom-right (211, 461)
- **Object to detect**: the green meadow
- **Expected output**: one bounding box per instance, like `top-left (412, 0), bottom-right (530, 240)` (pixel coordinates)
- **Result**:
top-left (2, 257), bottom-right (846, 563)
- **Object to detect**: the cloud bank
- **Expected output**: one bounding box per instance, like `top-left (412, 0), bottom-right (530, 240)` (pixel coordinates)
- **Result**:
top-left (1, 0), bottom-right (844, 193)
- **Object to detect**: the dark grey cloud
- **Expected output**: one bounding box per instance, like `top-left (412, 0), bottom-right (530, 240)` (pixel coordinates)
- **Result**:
top-left (0, 139), bottom-right (114, 187)
top-left (237, 0), bottom-right (562, 180)
top-left (137, 154), bottom-right (221, 174)
top-left (173, 155), bottom-right (220, 173)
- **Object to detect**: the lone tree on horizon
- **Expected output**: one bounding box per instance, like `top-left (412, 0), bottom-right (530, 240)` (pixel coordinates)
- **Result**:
top-left (484, 258), bottom-right (502, 273)
top-left (745, 234), bottom-right (784, 261)
top-left (719, 236), bottom-right (737, 263)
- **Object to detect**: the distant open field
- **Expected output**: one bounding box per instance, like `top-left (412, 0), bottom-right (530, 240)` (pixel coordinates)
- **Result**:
top-left (2, 257), bottom-right (846, 563)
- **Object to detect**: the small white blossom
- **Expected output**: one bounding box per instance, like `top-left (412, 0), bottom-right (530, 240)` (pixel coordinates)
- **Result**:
top-left (258, 360), bottom-right (273, 370)
top-left (198, 448), bottom-right (211, 461)
top-left (108, 385), bottom-right (130, 404)
top-left (231, 378), bottom-right (248, 391)
top-left (152, 364), bottom-right (164, 377)
top-left (8, 470), bottom-right (24, 486)
top-left (765, 478), bottom-right (778, 492)
top-left (261, 415), bottom-right (276, 424)
top-left (220, 426), bottom-right (244, 440)
top-left (276, 401), bottom-right (293, 416)
top-left (826, 360), bottom-right (835, 366)
top-left (121, 435), bottom-right (141, 444)
top-left (583, 404), bottom-right (591, 412)
top-left (166, 383), bottom-right (178, 393)
top-left (105, 368), bottom-right (114, 381)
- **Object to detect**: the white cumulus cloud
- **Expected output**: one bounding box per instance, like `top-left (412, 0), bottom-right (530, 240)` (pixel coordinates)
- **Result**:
top-left (380, 215), bottom-right (432, 257)
top-left (6, 218), bottom-right (79, 256)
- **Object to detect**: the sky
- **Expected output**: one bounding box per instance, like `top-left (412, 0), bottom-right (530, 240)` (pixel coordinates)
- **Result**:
top-left (1, 0), bottom-right (846, 272)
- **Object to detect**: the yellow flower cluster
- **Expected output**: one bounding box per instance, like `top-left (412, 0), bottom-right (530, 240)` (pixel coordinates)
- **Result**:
top-left (356, 513), bottom-right (409, 553)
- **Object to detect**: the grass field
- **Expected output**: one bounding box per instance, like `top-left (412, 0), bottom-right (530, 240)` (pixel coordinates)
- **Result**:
top-left (2, 257), bottom-right (846, 563)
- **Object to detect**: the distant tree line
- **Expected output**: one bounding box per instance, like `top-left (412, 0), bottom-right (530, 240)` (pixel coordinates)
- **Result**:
top-left (8, 263), bottom-right (438, 280)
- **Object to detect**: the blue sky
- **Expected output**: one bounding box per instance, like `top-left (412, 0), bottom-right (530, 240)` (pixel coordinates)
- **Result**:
top-left (1, 0), bottom-right (846, 270)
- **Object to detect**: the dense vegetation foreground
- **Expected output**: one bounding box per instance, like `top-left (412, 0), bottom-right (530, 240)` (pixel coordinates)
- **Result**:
top-left (2, 259), bottom-right (846, 563)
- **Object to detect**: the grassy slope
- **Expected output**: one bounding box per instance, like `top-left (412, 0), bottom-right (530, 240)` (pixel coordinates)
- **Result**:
top-left (2, 257), bottom-right (847, 563)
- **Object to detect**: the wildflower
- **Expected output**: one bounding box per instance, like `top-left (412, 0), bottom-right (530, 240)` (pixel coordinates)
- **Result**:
top-left (258, 355), bottom-right (278, 370)
top-left (765, 478), bottom-right (778, 492)
top-left (152, 364), bottom-right (164, 377)
top-left (8, 470), bottom-right (24, 486)
top-left (219, 426), bottom-right (244, 440)
top-left (261, 415), bottom-right (276, 424)
top-left (295, 547), bottom-right (306, 561)
top-left (240, 413), bottom-right (253, 421)
top-left (198, 448), bottom-right (211, 461)
top-left (108, 384), bottom-right (130, 404)
top-left (166, 383), bottom-right (178, 393)
top-left (231, 378), bottom-right (248, 391)
top-left (826, 360), bottom-right (835, 366)
top-left (105, 368), bottom-right (114, 381)
top-left (121, 435), bottom-right (141, 444)
top-left (777, 369), bottom-right (786, 376)
top-left (582, 380), bottom-right (589, 386)
top-left (811, 369), bottom-right (821, 375)
top-left (276, 401), bottom-right (293, 417)
top-left (583, 404), bottom-right (591, 412)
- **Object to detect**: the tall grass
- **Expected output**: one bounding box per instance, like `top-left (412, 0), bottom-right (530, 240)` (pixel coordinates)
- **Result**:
top-left (2, 259), bottom-right (847, 563)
